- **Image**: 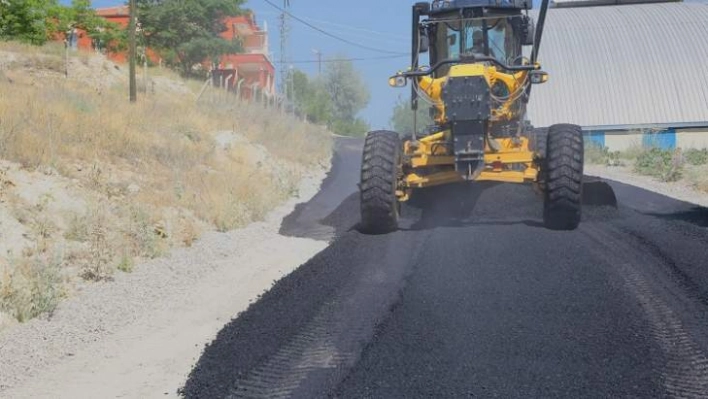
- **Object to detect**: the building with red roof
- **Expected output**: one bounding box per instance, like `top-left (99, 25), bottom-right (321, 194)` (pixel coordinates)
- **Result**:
top-left (210, 13), bottom-right (275, 100)
top-left (64, 8), bottom-right (274, 100)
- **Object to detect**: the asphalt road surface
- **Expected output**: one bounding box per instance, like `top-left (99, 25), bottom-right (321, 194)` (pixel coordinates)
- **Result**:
top-left (182, 138), bottom-right (708, 398)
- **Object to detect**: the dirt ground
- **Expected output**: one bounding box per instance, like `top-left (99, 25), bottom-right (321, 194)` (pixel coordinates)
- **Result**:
top-left (585, 164), bottom-right (708, 207)
top-left (0, 162), bottom-right (330, 398)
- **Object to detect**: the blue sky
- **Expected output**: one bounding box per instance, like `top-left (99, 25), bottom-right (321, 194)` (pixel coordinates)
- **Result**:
top-left (65, 0), bottom-right (415, 129)
top-left (248, 0), bottom-right (412, 129)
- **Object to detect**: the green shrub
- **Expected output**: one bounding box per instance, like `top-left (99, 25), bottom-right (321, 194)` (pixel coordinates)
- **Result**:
top-left (634, 147), bottom-right (683, 182)
top-left (117, 254), bottom-right (134, 273)
top-left (619, 145), bottom-right (645, 161)
top-left (1, 255), bottom-right (64, 322)
top-left (684, 148), bottom-right (708, 166)
top-left (585, 142), bottom-right (623, 166)
top-left (585, 142), bottom-right (609, 165)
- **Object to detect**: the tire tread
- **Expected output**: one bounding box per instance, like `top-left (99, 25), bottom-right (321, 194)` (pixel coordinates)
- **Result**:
top-left (543, 124), bottom-right (583, 230)
top-left (360, 130), bottom-right (400, 233)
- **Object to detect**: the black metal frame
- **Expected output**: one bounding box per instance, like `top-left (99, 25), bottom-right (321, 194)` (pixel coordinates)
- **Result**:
top-left (407, 0), bottom-right (551, 104)
top-left (400, 55), bottom-right (537, 80)
top-left (531, 0), bottom-right (550, 64)
top-left (411, 3), bottom-right (431, 115)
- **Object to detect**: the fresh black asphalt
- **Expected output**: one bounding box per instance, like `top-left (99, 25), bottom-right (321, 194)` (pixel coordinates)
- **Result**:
top-left (182, 138), bottom-right (708, 398)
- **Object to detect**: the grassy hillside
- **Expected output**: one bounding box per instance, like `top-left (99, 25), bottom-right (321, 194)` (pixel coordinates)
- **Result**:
top-left (0, 42), bottom-right (331, 324)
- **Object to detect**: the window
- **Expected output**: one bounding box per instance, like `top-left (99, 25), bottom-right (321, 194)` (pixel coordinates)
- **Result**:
top-left (461, 20), bottom-right (485, 55)
top-left (431, 15), bottom-right (515, 68)
top-left (486, 18), bottom-right (510, 64)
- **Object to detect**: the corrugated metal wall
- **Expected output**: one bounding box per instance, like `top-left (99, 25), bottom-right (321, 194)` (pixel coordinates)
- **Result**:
top-left (527, 3), bottom-right (708, 128)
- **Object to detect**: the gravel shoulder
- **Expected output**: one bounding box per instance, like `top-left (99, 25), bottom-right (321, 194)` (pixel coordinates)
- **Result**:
top-left (0, 162), bottom-right (331, 398)
top-left (585, 164), bottom-right (708, 208)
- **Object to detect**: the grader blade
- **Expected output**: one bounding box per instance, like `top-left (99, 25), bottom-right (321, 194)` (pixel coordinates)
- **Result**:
top-left (582, 177), bottom-right (618, 207)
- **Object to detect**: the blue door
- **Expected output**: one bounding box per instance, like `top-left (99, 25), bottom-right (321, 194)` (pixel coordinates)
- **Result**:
top-left (642, 129), bottom-right (676, 150)
top-left (585, 131), bottom-right (605, 148)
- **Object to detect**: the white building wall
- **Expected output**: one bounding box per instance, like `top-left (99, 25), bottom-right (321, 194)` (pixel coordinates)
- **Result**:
top-left (604, 132), bottom-right (644, 152)
top-left (676, 128), bottom-right (708, 149)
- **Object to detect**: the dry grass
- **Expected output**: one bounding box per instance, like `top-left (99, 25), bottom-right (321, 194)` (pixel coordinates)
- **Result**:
top-left (0, 42), bottom-right (332, 323)
top-left (0, 55), bottom-right (330, 226)
top-left (0, 41), bottom-right (66, 73)
top-left (618, 144), bottom-right (647, 161)
top-left (588, 141), bottom-right (708, 193)
top-left (685, 164), bottom-right (708, 193)
top-left (0, 41), bottom-right (66, 56)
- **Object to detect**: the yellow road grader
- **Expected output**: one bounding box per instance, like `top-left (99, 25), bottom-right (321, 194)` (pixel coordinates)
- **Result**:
top-left (360, 0), bottom-right (588, 233)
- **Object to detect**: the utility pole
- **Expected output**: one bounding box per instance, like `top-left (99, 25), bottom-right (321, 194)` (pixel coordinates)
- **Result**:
top-left (64, 36), bottom-right (69, 78)
top-left (128, 0), bottom-right (137, 103)
top-left (289, 65), bottom-right (295, 106)
top-left (278, 0), bottom-right (291, 95)
top-left (143, 49), bottom-right (148, 94)
top-left (312, 49), bottom-right (322, 76)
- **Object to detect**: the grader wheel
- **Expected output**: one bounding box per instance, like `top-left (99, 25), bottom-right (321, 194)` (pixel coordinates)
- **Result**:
top-left (543, 124), bottom-right (584, 230)
top-left (360, 130), bottom-right (401, 234)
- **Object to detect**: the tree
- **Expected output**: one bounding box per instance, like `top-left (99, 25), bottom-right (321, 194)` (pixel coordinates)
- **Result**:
top-left (137, 0), bottom-right (245, 76)
top-left (321, 58), bottom-right (370, 136)
top-left (288, 69), bottom-right (332, 124)
top-left (323, 58), bottom-right (369, 122)
top-left (390, 95), bottom-right (434, 135)
top-left (55, 1), bottom-right (122, 48)
top-left (0, 0), bottom-right (121, 47)
top-left (286, 59), bottom-right (371, 136)
top-left (0, 0), bottom-right (59, 44)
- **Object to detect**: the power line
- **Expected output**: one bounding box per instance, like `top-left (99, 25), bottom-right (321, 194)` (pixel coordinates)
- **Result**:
top-left (300, 25), bottom-right (407, 46)
top-left (256, 10), bottom-right (408, 41)
top-left (273, 54), bottom-right (408, 65)
top-left (262, 0), bottom-right (408, 55)
top-left (298, 16), bottom-right (408, 40)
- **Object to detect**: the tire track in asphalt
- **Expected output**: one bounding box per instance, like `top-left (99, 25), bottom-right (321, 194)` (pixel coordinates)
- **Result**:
top-left (224, 228), bottom-right (430, 399)
top-left (182, 214), bottom-right (431, 398)
top-left (584, 224), bottom-right (708, 398)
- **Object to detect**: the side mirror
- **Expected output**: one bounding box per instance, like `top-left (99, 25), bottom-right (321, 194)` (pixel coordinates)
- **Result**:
top-left (418, 34), bottom-right (429, 53)
top-left (389, 75), bottom-right (408, 88)
top-left (521, 17), bottom-right (535, 46)
top-left (529, 70), bottom-right (548, 84)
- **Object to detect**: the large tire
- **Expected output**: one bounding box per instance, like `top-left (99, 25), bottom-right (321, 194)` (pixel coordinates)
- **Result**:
top-left (543, 124), bottom-right (583, 230)
top-left (360, 130), bottom-right (401, 233)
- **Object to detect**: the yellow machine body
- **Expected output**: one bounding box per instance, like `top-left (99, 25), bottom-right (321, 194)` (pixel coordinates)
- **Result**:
top-left (397, 63), bottom-right (542, 202)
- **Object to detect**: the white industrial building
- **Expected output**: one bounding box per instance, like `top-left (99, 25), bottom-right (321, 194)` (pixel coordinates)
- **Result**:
top-left (527, 0), bottom-right (708, 150)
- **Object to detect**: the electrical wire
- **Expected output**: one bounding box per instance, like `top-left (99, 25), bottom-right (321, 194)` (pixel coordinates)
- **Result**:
top-left (256, 10), bottom-right (408, 41)
top-left (272, 54), bottom-right (409, 64)
top-left (262, 0), bottom-right (408, 55)
top-left (301, 26), bottom-right (407, 46)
